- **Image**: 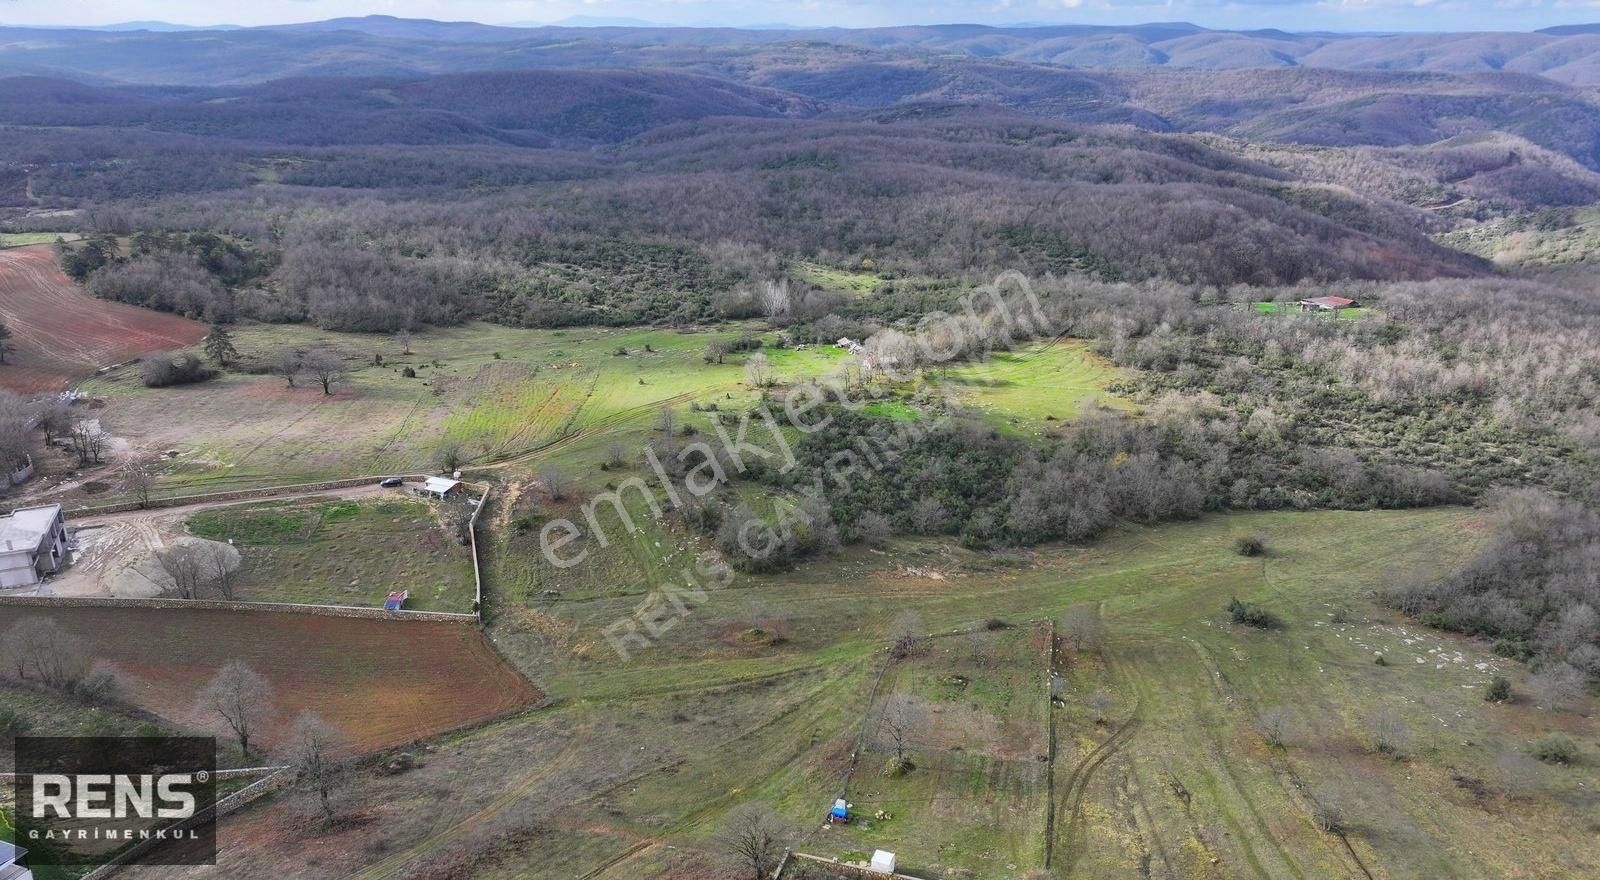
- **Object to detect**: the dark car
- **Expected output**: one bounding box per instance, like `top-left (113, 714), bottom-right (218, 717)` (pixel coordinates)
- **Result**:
top-left (379, 477), bottom-right (404, 488)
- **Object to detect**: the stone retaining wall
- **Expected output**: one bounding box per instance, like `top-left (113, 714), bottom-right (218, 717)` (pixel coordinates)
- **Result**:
top-left (0, 593), bottom-right (476, 622)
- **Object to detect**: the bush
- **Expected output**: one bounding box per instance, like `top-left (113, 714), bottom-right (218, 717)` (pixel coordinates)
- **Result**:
top-left (1227, 598), bottom-right (1279, 629)
top-left (1235, 533), bottom-right (1267, 557)
top-left (141, 353), bottom-right (215, 388)
top-left (1531, 733), bottom-right (1578, 765)
top-left (1485, 675), bottom-right (1511, 703)
top-left (0, 705), bottom-right (29, 741)
top-left (882, 756), bottom-right (914, 778)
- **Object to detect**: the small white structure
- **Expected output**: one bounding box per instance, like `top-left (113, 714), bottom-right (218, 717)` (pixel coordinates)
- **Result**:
top-left (871, 850), bottom-right (896, 874)
top-left (419, 477), bottom-right (464, 500)
top-left (0, 841), bottom-right (34, 880)
top-left (0, 504), bottom-right (68, 589)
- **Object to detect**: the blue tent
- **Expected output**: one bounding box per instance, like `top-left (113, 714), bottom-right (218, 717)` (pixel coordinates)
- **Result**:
top-left (829, 798), bottom-right (849, 822)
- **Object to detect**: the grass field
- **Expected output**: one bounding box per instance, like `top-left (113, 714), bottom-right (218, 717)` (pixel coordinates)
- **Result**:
top-left (932, 340), bottom-right (1129, 431)
top-left (186, 496), bottom-right (476, 612)
top-left (170, 506), bottom-right (1600, 879)
top-left (0, 232), bottom-right (75, 249)
top-left (1252, 301), bottom-right (1370, 319)
top-left (436, 505), bottom-right (1600, 879)
top-left (67, 322), bottom-right (1122, 507)
top-left (2, 606), bottom-right (539, 754)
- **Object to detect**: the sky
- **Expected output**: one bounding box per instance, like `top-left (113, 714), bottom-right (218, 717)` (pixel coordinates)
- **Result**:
top-left (0, 0), bottom-right (1595, 33)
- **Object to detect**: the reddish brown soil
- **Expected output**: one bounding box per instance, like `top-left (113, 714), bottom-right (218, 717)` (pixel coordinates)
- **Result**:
top-left (19, 605), bottom-right (541, 753)
top-left (0, 245), bottom-right (206, 393)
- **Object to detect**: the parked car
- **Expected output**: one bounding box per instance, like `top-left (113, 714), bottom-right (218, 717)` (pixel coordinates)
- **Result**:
top-left (379, 477), bottom-right (404, 488)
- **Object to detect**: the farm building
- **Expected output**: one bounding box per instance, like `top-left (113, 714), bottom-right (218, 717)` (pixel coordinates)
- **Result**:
top-left (418, 477), bottom-right (465, 500)
top-left (1298, 295), bottom-right (1358, 311)
top-left (0, 842), bottom-right (32, 880)
top-left (0, 503), bottom-right (68, 589)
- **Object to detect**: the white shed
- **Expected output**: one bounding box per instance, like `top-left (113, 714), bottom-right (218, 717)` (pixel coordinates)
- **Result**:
top-left (871, 850), bottom-right (896, 874)
top-left (419, 477), bottom-right (464, 500)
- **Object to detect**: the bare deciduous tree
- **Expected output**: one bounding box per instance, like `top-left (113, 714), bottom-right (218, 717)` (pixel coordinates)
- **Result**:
top-left (744, 352), bottom-right (773, 388)
top-left (878, 693), bottom-right (922, 772)
top-left (1060, 604), bottom-right (1104, 653)
top-left (539, 465), bottom-right (572, 501)
top-left (396, 328), bottom-right (413, 355)
top-left (270, 347), bottom-right (301, 388)
top-left (121, 461), bottom-right (157, 509)
top-left (1257, 706), bottom-right (1293, 748)
top-left (155, 543), bottom-right (208, 599)
top-left (605, 441), bottom-right (628, 470)
top-left (434, 442), bottom-right (464, 474)
top-left (1370, 708), bottom-right (1412, 757)
top-left (69, 422), bottom-right (107, 466)
top-left (714, 804), bottom-right (788, 880)
top-left (283, 712), bottom-right (349, 825)
top-left (197, 661), bottom-right (274, 758)
top-left (1087, 688), bottom-right (1115, 724)
top-left (1, 617), bottom-right (83, 688)
top-left (301, 348), bottom-right (347, 396)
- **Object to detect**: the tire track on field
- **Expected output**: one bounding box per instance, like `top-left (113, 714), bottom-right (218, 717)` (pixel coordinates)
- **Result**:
top-left (1051, 699), bottom-right (1142, 875)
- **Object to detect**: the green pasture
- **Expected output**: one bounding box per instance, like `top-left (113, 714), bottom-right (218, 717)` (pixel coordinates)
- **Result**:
top-left (187, 497), bottom-right (475, 612)
top-left (471, 505), bottom-right (1600, 879)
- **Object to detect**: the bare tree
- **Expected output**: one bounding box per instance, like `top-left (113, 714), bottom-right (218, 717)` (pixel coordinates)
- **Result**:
top-left (1060, 604), bottom-right (1104, 653)
top-left (396, 328), bottom-right (413, 355)
top-left (878, 693), bottom-right (922, 773)
top-left (34, 399), bottom-right (72, 445)
top-left (197, 661), bottom-right (274, 758)
top-left (744, 351), bottom-right (773, 388)
top-left (714, 804), bottom-right (788, 880)
top-left (120, 461), bottom-right (157, 509)
top-left (1, 617), bottom-right (83, 688)
top-left (155, 543), bottom-right (208, 599)
top-left (1370, 708), bottom-right (1412, 757)
top-left (194, 541), bottom-right (239, 600)
top-left (1309, 788), bottom-right (1346, 834)
top-left (655, 406), bottom-right (677, 435)
top-left (1087, 688), bottom-right (1115, 724)
top-left (269, 347), bottom-right (301, 388)
top-left (301, 348), bottom-right (347, 396)
top-left (69, 422), bottom-right (107, 466)
top-left (1529, 662), bottom-right (1585, 712)
top-left (1257, 706), bottom-right (1293, 748)
top-left (434, 442), bottom-right (464, 474)
top-left (605, 441), bottom-right (628, 470)
top-left (539, 465), bottom-right (572, 501)
top-left (283, 712), bottom-right (348, 824)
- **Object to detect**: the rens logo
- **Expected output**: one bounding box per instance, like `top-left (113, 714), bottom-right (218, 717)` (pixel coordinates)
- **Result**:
top-left (13, 736), bottom-right (218, 867)
top-left (31, 772), bottom-right (206, 820)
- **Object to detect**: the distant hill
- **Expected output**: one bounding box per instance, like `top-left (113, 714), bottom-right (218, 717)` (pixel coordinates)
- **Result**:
top-left (5, 18), bottom-right (1600, 87)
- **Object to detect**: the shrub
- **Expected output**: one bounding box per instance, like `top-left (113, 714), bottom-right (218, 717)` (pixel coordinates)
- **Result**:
top-left (1228, 598), bottom-right (1279, 629)
top-left (882, 756), bottom-right (914, 778)
top-left (0, 706), bottom-right (29, 741)
top-left (141, 353), bottom-right (215, 388)
top-left (1485, 675), bottom-right (1511, 703)
top-left (1531, 733), bottom-right (1578, 765)
top-left (1235, 533), bottom-right (1267, 557)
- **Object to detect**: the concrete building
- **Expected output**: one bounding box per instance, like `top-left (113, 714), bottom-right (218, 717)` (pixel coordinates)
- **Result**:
top-left (0, 841), bottom-right (33, 880)
top-left (0, 503), bottom-right (68, 589)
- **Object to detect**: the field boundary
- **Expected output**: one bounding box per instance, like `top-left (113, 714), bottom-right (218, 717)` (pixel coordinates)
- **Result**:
top-left (0, 593), bottom-right (477, 622)
top-left (66, 473), bottom-right (434, 516)
top-left (78, 766), bottom-right (294, 880)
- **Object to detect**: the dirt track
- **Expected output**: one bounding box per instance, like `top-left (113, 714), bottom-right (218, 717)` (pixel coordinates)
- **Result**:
top-left (0, 244), bottom-right (205, 393)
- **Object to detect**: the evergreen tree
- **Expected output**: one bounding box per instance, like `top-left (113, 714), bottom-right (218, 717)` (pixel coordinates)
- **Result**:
top-left (0, 321), bottom-right (11, 364)
top-left (203, 322), bottom-right (239, 367)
